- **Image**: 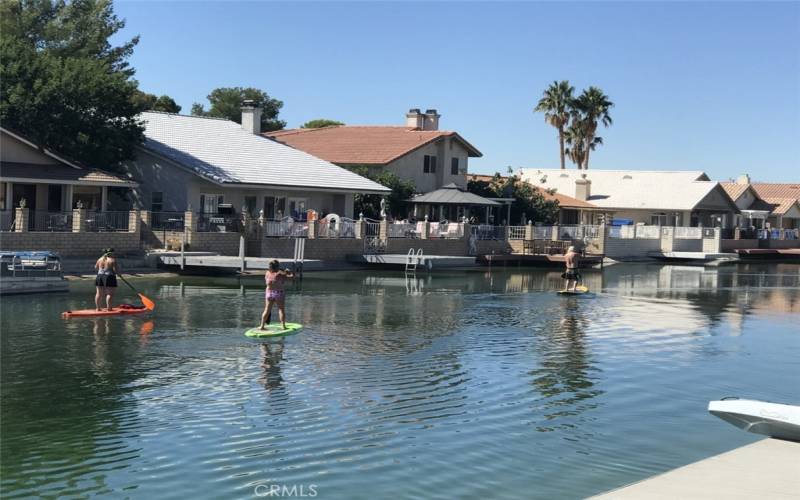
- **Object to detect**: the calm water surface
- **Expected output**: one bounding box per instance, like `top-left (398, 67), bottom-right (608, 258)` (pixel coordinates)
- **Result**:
top-left (1, 263), bottom-right (799, 499)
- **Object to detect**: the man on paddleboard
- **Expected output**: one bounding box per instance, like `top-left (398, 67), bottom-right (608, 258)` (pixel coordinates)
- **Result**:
top-left (95, 248), bottom-right (119, 311)
top-left (562, 246), bottom-right (581, 292)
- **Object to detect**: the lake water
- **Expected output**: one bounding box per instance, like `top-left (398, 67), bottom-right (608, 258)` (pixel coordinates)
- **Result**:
top-left (1, 263), bottom-right (799, 499)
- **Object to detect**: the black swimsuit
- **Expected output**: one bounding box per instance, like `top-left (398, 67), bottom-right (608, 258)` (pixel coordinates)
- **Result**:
top-left (95, 261), bottom-right (117, 288)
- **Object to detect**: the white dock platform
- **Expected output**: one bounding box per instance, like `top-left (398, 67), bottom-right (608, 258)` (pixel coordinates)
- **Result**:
top-left (155, 253), bottom-right (331, 272)
top-left (591, 438), bottom-right (800, 499)
top-left (349, 254), bottom-right (477, 269)
top-left (650, 251), bottom-right (739, 262)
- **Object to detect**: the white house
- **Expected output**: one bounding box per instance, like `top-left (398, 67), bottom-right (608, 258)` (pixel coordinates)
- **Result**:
top-left (518, 168), bottom-right (739, 227)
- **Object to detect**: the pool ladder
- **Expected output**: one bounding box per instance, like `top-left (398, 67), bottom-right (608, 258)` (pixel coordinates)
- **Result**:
top-left (405, 248), bottom-right (423, 273)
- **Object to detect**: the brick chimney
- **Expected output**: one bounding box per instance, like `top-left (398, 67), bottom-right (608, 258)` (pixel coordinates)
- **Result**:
top-left (241, 100), bottom-right (262, 134)
top-left (422, 109), bottom-right (440, 131)
top-left (575, 176), bottom-right (591, 201)
top-left (406, 108), bottom-right (423, 129)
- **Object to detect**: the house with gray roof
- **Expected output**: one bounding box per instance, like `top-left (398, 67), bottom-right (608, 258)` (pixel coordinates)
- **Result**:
top-left (1, 127), bottom-right (137, 230)
top-left (518, 168), bottom-right (739, 227)
top-left (123, 106), bottom-right (390, 223)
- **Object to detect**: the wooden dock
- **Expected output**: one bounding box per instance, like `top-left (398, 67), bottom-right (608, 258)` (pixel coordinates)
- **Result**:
top-left (479, 253), bottom-right (604, 268)
top-left (590, 438), bottom-right (800, 499)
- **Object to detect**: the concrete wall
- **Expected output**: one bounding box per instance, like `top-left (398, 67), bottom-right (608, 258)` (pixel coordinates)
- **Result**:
top-left (604, 237), bottom-right (661, 258)
top-left (673, 238), bottom-right (703, 252)
top-left (722, 239), bottom-right (758, 251)
top-left (188, 232), bottom-right (241, 256)
top-left (0, 231), bottom-right (141, 256)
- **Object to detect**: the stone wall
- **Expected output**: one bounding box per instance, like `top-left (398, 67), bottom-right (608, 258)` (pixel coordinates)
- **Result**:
top-left (0, 231), bottom-right (141, 256)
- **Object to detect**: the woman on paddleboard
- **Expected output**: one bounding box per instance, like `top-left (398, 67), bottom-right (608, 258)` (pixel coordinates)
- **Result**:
top-left (259, 260), bottom-right (295, 331)
top-left (95, 248), bottom-right (119, 311)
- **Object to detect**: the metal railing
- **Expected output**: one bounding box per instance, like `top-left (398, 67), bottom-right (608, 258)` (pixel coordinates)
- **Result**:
top-left (0, 210), bottom-right (13, 231)
top-left (317, 217), bottom-right (356, 238)
top-left (150, 211), bottom-right (185, 231)
top-left (429, 222), bottom-right (463, 239)
top-left (388, 222), bottom-right (416, 238)
top-left (0, 253), bottom-right (63, 279)
top-left (470, 225), bottom-right (506, 240)
top-left (86, 211), bottom-right (129, 232)
top-left (364, 219), bottom-right (381, 238)
top-left (675, 227), bottom-right (702, 239)
top-left (263, 218), bottom-right (307, 238)
top-left (533, 226), bottom-right (552, 240)
top-left (507, 226), bottom-right (526, 240)
top-left (31, 210), bottom-right (74, 232)
top-left (196, 213), bottom-right (241, 233)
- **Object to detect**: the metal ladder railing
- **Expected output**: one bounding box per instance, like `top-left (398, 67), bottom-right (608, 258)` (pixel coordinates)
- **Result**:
top-left (405, 248), bottom-right (423, 273)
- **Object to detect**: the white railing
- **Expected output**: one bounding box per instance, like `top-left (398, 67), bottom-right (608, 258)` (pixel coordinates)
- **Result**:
top-left (507, 226), bottom-right (526, 240)
top-left (435, 222), bottom-right (463, 239)
top-left (533, 226), bottom-right (552, 240)
top-left (675, 227), bottom-right (702, 239)
top-left (264, 218), bottom-right (307, 238)
top-left (471, 225), bottom-right (506, 240)
top-left (635, 225), bottom-right (661, 239)
top-left (318, 217), bottom-right (356, 238)
top-left (388, 222), bottom-right (416, 238)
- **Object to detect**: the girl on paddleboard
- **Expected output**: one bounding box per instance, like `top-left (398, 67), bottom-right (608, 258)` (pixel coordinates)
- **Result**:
top-left (259, 260), bottom-right (295, 331)
top-left (95, 248), bottom-right (119, 310)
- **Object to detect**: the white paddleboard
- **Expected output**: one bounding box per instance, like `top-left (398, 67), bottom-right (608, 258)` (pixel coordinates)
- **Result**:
top-left (708, 399), bottom-right (800, 442)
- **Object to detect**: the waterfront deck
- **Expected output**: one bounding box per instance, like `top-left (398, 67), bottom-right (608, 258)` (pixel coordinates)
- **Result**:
top-left (480, 253), bottom-right (604, 268)
top-left (736, 248), bottom-right (800, 261)
top-left (591, 438), bottom-right (800, 499)
top-left (650, 251), bottom-right (740, 263)
top-left (155, 252), bottom-right (330, 272)
top-left (348, 254), bottom-right (477, 269)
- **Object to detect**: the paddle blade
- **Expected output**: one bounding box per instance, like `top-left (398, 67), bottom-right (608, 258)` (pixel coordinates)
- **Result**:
top-left (139, 293), bottom-right (156, 310)
top-left (576, 285), bottom-right (589, 293)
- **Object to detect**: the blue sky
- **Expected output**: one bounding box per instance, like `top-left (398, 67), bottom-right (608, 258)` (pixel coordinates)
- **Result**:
top-left (115, 1), bottom-right (799, 181)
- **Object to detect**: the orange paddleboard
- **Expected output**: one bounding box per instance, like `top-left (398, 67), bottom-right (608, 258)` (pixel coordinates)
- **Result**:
top-left (62, 304), bottom-right (151, 318)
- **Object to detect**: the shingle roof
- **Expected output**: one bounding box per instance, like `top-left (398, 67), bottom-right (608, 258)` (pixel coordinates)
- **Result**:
top-left (751, 183), bottom-right (800, 201)
top-left (139, 112), bottom-right (390, 194)
top-left (518, 169), bottom-right (727, 211)
top-left (0, 162), bottom-right (136, 186)
top-left (410, 183), bottom-right (499, 206)
top-left (264, 126), bottom-right (482, 165)
top-left (466, 173), bottom-right (597, 209)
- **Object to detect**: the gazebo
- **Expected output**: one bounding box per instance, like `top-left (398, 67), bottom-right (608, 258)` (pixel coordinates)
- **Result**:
top-left (408, 183), bottom-right (503, 223)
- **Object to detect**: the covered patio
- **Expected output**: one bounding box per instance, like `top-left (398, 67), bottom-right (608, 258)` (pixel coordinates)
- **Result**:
top-left (408, 183), bottom-right (500, 223)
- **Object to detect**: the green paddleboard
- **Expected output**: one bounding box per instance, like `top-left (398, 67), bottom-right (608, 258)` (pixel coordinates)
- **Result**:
top-left (245, 323), bottom-right (303, 338)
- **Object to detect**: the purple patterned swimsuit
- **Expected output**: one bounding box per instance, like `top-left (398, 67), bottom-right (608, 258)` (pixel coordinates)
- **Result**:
top-left (265, 271), bottom-right (286, 302)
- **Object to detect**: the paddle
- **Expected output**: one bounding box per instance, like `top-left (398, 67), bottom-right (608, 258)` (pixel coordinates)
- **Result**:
top-left (119, 275), bottom-right (156, 310)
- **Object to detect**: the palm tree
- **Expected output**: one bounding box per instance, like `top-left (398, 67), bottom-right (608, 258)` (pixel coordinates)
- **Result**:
top-left (573, 87), bottom-right (613, 169)
top-left (564, 121), bottom-right (603, 169)
top-left (535, 80), bottom-right (575, 169)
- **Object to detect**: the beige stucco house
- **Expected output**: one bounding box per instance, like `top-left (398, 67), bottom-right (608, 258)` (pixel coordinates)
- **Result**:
top-left (264, 109), bottom-right (482, 194)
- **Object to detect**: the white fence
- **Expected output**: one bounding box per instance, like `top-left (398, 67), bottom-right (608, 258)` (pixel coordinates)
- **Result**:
top-left (507, 226), bottom-right (526, 240)
top-left (675, 227), bottom-right (702, 239)
top-left (388, 222), bottom-right (416, 238)
top-left (609, 225), bottom-right (660, 239)
top-left (263, 218), bottom-right (307, 238)
top-left (430, 222), bottom-right (464, 239)
top-left (318, 217), bottom-right (356, 238)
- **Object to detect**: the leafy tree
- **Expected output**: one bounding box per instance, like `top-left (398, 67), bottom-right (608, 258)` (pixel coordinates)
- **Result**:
top-left (346, 166), bottom-right (415, 219)
top-left (564, 122), bottom-right (602, 168)
top-left (132, 90), bottom-right (181, 113)
top-left (191, 87), bottom-right (285, 131)
top-left (572, 87), bottom-right (613, 169)
top-left (467, 172), bottom-right (559, 224)
top-left (0, 0), bottom-right (144, 170)
top-left (534, 80), bottom-right (574, 170)
top-left (301, 119), bottom-right (344, 129)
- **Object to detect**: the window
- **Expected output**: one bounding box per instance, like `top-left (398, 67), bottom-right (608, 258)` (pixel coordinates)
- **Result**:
top-left (263, 196), bottom-right (287, 219)
top-left (151, 191), bottom-right (163, 212)
top-left (244, 196), bottom-right (257, 217)
top-left (288, 198), bottom-right (307, 220)
top-left (199, 194), bottom-right (223, 214)
top-left (451, 158), bottom-right (459, 175)
top-left (650, 213), bottom-right (668, 226)
top-left (423, 155), bottom-right (437, 174)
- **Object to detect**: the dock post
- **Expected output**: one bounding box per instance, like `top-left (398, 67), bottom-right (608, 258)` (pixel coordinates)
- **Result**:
top-left (180, 239), bottom-right (185, 270)
top-left (239, 235), bottom-right (246, 273)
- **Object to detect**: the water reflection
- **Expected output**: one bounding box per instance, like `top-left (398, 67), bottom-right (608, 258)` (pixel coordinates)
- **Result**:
top-left (259, 342), bottom-right (285, 392)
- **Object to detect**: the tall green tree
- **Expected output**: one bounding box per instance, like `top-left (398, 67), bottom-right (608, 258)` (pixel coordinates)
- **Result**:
top-left (564, 122), bottom-right (603, 169)
top-left (0, 0), bottom-right (144, 169)
top-left (467, 172), bottom-right (559, 224)
top-left (534, 80), bottom-right (574, 170)
top-left (132, 90), bottom-right (181, 113)
top-left (191, 87), bottom-right (285, 131)
top-left (300, 119), bottom-right (344, 129)
top-left (346, 166), bottom-right (415, 219)
top-left (572, 87), bottom-right (613, 169)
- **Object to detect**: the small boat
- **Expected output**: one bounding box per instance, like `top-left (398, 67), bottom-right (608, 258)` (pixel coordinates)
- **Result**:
top-left (0, 251), bottom-right (68, 295)
top-left (708, 398), bottom-right (800, 442)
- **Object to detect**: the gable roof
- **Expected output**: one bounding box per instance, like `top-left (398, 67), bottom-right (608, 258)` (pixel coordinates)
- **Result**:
top-left (0, 126), bottom-right (83, 170)
top-left (720, 182), bottom-right (753, 201)
top-left (139, 112), bottom-right (389, 194)
top-left (763, 198), bottom-right (800, 216)
top-left (518, 169), bottom-right (733, 211)
top-left (264, 126), bottom-right (482, 165)
top-left (466, 173), bottom-right (597, 209)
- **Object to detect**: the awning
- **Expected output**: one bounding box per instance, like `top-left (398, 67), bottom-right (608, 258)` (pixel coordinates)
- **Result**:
top-left (409, 183), bottom-right (500, 206)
